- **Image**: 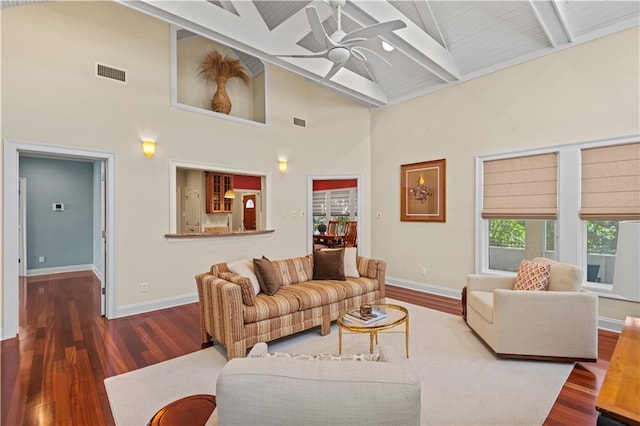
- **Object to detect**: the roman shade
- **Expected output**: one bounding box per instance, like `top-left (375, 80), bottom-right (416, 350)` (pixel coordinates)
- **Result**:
top-left (482, 153), bottom-right (558, 219)
top-left (313, 191), bottom-right (327, 216)
top-left (580, 142), bottom-right (640, 220)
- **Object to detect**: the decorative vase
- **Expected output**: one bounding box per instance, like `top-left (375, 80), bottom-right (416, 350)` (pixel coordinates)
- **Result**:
top-left (211, 77), bottom-right (232, 114)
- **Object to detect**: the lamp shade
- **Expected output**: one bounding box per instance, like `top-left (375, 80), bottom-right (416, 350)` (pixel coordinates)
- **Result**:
top-left (142, 140), bottom-right (155, 158)
top-left (224, 189), bottom-right (235, 199)
top-left (612, 220), bottom-right (640, 301)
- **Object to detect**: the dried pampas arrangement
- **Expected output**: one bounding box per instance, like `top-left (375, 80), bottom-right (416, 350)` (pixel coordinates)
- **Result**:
top-left (199, 51), bottom-right (250, 114)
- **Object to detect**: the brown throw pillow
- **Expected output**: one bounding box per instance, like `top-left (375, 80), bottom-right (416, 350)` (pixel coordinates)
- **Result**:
top-left (514, 260), bottom-right (551, 291)
top-left (313, 249), bottom-right (346, 281)
top-left (253, 256), bottom-right (282, 295)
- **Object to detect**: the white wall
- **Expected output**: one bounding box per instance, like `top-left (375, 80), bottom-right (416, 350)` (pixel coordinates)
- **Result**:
top-left (1, 1), bottom-right (371, 324)
top-left (370, 27), bottom-right (640, 320)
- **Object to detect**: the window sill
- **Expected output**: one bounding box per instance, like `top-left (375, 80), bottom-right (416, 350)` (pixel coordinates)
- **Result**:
top-left (165, 229), bottom-right (275, 239)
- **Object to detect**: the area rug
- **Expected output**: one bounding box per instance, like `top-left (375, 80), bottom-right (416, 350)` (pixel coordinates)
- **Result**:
top-left (105, 299), bottom-right (574, 425)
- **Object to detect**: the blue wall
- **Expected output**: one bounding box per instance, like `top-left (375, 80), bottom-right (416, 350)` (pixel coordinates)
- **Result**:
top-left (20, 156), bottom-right (94, 270)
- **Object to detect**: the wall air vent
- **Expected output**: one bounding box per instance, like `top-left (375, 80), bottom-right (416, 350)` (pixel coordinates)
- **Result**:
top-left (293, 117), bottom-right (306, 128)
top-left (96, 63), bottom-right (126, 83)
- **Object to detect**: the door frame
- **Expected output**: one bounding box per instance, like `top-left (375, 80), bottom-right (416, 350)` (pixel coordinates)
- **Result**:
top-left (306, 174), bottom-right (362, 254)
top-left (3, 140), bottom-right (117, 340)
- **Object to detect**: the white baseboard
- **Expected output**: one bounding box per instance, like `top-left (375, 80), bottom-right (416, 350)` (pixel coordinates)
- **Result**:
top-left (91, 265), bottom-right (104, 283)
top-left (387, 276), bottom-right (624, 333)
top-left (115, 293), bottom-right (199, 319)
top-left (27, 264), bottom-right (94, 276)
top-left (386, 276), bottom-right (461, 300)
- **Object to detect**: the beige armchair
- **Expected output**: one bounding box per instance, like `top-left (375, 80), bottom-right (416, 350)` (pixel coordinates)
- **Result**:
top-left (466, 258), bottom-right (598, 362)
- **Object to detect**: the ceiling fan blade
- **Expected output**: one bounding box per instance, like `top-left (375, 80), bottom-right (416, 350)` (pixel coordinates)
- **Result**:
top-left (323, 61), bottom-right (344, 81)
top-left (278, 52), bottom-right (328, 59)
top-left (342, 20), bottom-right (406, 43)
top-left (352, 47), bottom-right (391, 69)
top-left (340, 38), bottom-right (368, 47)
top-left (306, 6), bottom-right (336, 50)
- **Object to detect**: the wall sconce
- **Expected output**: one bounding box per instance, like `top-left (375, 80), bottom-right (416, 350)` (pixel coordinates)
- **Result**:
top-left (224, 189), bottom-right (235, 199)
top-left (142, 140), bottom-right (156, 158)
top-left (279, 160), bottom-right (288, 174)
top-left (410, 175), bottom-right (432, 203)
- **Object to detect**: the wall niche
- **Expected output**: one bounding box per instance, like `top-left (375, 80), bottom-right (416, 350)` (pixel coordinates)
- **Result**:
top-left (171, 26), bottom-right (267, 126)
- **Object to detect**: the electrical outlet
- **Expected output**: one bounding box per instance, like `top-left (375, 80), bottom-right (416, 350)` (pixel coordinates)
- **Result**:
top-left (140, 282), bottom-right (148, 293)
top-left (38, 256), bottom-right (45, 263)
top-left (421, 267), bottom-right (427, 276)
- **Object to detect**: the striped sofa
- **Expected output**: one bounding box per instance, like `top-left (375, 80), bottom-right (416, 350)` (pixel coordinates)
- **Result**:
top-left (195, 254), bottom-right (386, 359)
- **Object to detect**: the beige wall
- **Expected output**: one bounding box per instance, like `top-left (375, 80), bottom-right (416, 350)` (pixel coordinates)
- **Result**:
top-left (370, 27), bottom-right (640, 320)
top-left (1, 2), bottom-right (371, 321)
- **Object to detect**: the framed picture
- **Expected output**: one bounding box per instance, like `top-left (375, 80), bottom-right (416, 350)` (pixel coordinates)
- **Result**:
top-left (401, 159), bottom-right (446, 222)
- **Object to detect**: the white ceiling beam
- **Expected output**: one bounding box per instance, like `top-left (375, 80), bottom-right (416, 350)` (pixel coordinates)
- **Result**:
top-left (117, 0), bottom-right (389, 107)
top-left (413, 0), bottom-right (447, 50)
top-left (345, 0), bottom-right (460, 82)
top-left (529, 0), bottom-right (572, 47)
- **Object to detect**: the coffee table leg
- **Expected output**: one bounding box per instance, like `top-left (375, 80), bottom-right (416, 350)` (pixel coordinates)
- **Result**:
top-left (339, 326), bottom-right (343, 354)
top-left (369, 332), bottom-right (374, 354)
top-left (405, 317), bottom-right (410, 358)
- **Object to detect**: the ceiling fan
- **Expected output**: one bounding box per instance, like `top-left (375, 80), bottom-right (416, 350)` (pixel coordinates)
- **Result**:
top-left (278, 0), bottom-right (406, 81)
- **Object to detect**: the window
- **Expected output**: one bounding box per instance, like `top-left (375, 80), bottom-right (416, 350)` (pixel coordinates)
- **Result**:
top-left (476, 137), bottom-right (639, 301)
top-left (481, 153), bottom-right (558, 272)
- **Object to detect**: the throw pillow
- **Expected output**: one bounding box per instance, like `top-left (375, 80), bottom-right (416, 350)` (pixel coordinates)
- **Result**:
top-left (313, 249), bottom-right (346, 281)
top-left (227, 258), bottom-right (261, 295)
top-left (250, 352), bottom-right (380, 362)
top-left (253, 256), bottom-right (282, 296)
top-left (320, 247), bottom-right (359, 278)
top-left (343, 247), bottom-right (359, 277)
top-left (514, 260), bottom-right (551, 291)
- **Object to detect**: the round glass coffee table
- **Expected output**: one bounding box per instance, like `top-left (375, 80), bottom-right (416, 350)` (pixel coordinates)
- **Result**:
top-left (337, 303), bottom-right (409, 357)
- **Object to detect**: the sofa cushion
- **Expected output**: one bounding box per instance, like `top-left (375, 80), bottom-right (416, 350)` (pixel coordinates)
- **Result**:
top-left (243, 291), bottom-right (301, 323)
top-left (271, 254), bottom-right (313, 286)
top-left (335, 277), bottom-right (379, 298)
top-left (228, 259), bottom-right (261, 295)
top-left (278, 281), bottom-right (346, 310)
top-left (313, 249), bottom-right (346, 281)
top-left (250, 352), bottom-right (380, 362)
top-left (533, 257), bottom-right (583, 292)
top-left (514, 260), bottom-right (550, 291)
top-left (254, 257), bottom-right (282, 296)
top-left (468, 290), bottom-right (494, 323)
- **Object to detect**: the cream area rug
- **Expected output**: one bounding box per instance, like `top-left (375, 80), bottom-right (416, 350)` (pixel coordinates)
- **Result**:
top-left (105, 299), bottom-right (574, 426)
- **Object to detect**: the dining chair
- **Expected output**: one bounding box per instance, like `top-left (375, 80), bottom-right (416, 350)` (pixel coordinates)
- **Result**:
top-left (327, 221), bottom-right (339, 236)
top-left (341, 221), bottom-right (357, 248)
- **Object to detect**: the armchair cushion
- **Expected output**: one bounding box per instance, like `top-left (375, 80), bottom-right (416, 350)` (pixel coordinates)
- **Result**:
top-left (514, 260), bottom-right (550, 291)
top-left (533, 257), bottom-right (583, 292)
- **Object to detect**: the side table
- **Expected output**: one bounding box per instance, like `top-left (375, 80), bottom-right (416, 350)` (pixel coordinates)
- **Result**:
top-left (148, 394), bottom-right (216, 426)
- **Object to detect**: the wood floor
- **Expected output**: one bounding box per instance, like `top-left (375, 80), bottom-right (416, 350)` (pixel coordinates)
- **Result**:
top-left (1, 272), bottom-right (619, 425)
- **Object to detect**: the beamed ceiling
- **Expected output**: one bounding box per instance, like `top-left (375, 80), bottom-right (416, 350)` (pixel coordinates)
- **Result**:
top-left (8, 1), bottom-right (640, 108)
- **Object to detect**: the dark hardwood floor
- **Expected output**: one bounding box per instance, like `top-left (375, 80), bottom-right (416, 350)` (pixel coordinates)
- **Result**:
top-left (1, 272), bottom-right (618, 425)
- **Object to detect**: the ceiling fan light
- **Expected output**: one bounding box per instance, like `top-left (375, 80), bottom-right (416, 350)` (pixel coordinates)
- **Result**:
top-left (328, 47), bottom-right (350, 63)
top-left (381, 41), bottom-right (394, 52)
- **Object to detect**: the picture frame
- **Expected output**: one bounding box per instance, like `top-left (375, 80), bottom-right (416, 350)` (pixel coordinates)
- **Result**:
top-left (401, 159), bottom-right (446, 222)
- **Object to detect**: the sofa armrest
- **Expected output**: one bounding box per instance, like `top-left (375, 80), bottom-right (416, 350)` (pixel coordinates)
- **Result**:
top-left (493, 289), bottom-right (598, 359)
top-left (467, 274), bottom-right (515, 292)
top-left (195, 273), bottom-right (245, 353)
top-left (357, 256), bottom-right (387, 299)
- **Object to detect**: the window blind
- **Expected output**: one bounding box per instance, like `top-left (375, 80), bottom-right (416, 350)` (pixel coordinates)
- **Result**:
top-left (330, 190), bottom-right (351, 216)
top-left (482, 152), bottom-right (558, 219)
top-left (580, 142), bottom-right (640, 220)
top-left (313, 191), bottom-right (327, 216)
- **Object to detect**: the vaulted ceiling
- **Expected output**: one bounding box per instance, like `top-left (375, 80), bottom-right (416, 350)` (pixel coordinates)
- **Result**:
top-left (10, 1), bottom-right (640, 108)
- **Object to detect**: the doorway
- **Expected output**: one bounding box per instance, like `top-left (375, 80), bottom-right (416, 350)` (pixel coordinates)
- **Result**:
top-left (3, 140), bottom-right (116, 340)
top-left (243, 194), bottom-right (256, 230)
top-left (307, 175), bottom-right (361, 254)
